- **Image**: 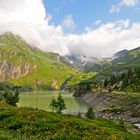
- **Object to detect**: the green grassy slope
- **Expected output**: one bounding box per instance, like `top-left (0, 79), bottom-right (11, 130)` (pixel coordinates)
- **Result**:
top-left (0, 102), bottom-right (139, 140)
top-left (0, 33), bottom-right (76, 90)
top-left (62, 71), bottom-right (97, 90)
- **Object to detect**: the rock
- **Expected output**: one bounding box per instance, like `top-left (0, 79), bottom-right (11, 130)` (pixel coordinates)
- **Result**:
top-left (0, 60), bottom-right (36, 81)
top-left (81, 92), bottom-right (140, 124)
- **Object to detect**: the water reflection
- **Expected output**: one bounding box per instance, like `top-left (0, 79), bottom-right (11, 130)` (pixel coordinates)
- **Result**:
top-left (18, 91), bottom-right (90, 115)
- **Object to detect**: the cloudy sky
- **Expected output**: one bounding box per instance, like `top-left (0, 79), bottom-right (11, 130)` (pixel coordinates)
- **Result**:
top-left (0, 0), bottom-right (140, 58)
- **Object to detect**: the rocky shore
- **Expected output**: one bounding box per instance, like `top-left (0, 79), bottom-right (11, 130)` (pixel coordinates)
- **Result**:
top-left (76, 92), bottom-right (140, 125)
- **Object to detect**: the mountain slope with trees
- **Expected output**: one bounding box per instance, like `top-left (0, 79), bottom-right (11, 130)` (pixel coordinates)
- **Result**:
top-left (73, 47), bottom-right (140, 93)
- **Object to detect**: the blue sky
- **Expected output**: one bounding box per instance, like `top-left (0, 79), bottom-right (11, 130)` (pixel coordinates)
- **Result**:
top-left (44, 0), bottom-right (140, 33)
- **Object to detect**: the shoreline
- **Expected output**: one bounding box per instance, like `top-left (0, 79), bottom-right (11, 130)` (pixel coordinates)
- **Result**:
top-left (79, 92), bottom-right (140, 125)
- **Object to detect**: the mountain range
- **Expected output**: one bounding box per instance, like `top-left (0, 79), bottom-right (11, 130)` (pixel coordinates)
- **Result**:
top-left (61, 54), bottom-right (98, 69)
top-left (1, 32), bottom-right (140, 90)
top-left (83, 47), bottom-right (140, 74)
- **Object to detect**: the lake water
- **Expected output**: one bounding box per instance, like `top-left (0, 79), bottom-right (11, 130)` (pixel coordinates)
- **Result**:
top-left (18, 91), bottom-right (90, 115)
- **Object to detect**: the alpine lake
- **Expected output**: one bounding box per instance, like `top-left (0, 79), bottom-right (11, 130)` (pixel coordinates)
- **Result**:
top-left (18, 91), bottom-right (90, 115)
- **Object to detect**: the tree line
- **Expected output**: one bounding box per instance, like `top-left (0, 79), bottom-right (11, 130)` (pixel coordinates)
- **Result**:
top-left (103, 68), bottom-right (140, 92)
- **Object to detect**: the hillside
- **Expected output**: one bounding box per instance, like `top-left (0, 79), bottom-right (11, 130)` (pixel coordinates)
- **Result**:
top-left (67, 46), bottom-right (140, 95)
top-left (90, 47), bottom-right (140, 81)
top-left (0, 32), bottom-right (76, 90)
top-left (97, 48), bottom-right (140, 83)
top-left (0, 102), bottom-right (140, 140)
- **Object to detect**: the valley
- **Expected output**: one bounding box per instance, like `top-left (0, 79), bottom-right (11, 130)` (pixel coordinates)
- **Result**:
top-left (1, 0), bottom-right (140, 139)
top-left (0, 32), bottom-right (140, 139)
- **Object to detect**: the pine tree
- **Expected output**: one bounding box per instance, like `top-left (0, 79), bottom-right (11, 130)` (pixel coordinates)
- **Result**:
top-left (49, 97), bottom-right (57, 112)
top-left (56, 93), bottom-right (67, 114)
top-left (86, 107), bottom-right (95, 119)
top-left (49, 93), bottom-right (66, 114)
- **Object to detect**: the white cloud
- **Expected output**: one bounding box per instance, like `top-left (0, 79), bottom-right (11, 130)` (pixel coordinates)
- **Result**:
top-left (122, 0), bottom-right (138, 6)
top-left (67, 19), bottom-right (140, 58)
top-left (62, 15), bottom-right (76, 30)
top-left (0, 0), bottom-right (140, 58)
top-left (0, 0), bottom-right (69, 55)
top-left (110, 0), bottom-right (138, 13)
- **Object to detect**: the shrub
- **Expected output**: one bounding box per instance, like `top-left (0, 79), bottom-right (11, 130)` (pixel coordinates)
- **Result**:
top-left (0, 111), bottom-right (13, 120)
top-left (6, 117), bottom-right (23, 130)
top-left (0, 83), bottom-right (19, 106)
top-left (3, 89), bottom-right (19, 106)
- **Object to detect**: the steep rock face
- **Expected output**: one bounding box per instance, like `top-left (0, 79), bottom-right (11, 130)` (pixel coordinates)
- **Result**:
top-left (0, 60), bottom-right (36, 81)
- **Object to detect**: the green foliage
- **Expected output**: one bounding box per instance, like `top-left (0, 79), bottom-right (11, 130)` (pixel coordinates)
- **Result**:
top-left (73, 80), bottom-right (92, 96)
top-left (68, 72), bottom-right (96, 86)
top-left (50, 93), bottom-right (66, 114)
top-left (6, 116), bottom-right (24, 130)
top-left (102, 68), bottom-right (140, 92)
top-left (86, 107), bottom-right (95, 119)
top-left (3, 89), bottom-right (19, 106)
top-left (49, 97), bottom-right (57, 112)
top-left (0, 102), bottom-right (140, 140)
top-left (0, 83), bottom-right (19, 106)
top-left (56, 93), bottom-right (67, 114)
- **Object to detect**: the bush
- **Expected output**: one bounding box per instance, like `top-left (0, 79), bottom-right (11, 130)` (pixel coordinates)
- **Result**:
top-left (6, 117), bottom-right (23, 130)
top-left (0, 89), bottom-right (19, 106)
top-left (0, 111), bottom-right (13, 120)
